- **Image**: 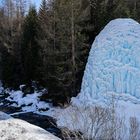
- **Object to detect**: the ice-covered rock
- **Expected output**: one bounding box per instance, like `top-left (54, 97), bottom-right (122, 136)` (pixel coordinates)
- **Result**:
top-left (75, 18), bottom-right (140, 104)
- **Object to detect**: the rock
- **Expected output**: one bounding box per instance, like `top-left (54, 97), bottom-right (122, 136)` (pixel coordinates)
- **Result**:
top-left (0, 111), bottom-right (12, 120)
top-left (0, 116), bottom-right (61, 140)
top-left (12, 112), bottom-right (62, 138)
top-left (0, 104), bottom-right (21, 114)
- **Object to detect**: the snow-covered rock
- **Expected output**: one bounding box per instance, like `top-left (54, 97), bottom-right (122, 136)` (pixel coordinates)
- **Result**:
top-left (73, 18), bottom-right (140, 104)
top-left (0, 112), bottom-right (61, 140)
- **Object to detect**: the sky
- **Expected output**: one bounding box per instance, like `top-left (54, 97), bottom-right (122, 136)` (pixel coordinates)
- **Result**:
top-left (0, 0), bottom-right (42, 10)
top-left (31, 0), bottom-right (42, 10)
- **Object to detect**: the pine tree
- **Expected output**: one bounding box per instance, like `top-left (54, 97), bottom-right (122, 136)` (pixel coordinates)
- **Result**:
top-left (38, 0), bottom-right (48, 22)
top-left (21, 6), bottom-right (42, 85)
top-left (38, 0), bottom-right (56, 88)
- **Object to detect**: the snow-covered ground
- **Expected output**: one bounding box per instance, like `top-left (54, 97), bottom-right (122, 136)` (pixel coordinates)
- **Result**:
top-left (4, 89), bottom-right (51, 112)
top-left (0, 84), bottom-right (59, 117)
top-left (0, 112), bottom-right (61, 140)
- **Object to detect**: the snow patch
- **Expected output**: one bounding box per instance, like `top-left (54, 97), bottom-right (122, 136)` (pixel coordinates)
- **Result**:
top-left (5, 89), bottom-right (51, 112)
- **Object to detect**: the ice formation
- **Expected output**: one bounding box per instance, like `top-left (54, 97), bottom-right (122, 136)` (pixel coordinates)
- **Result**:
top-left (76, 18), bottom-right (140, 104)
top-left (53, 19), bottom-right (140, 139)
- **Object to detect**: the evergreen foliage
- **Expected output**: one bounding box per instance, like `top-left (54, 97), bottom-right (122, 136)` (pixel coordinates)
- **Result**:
top-left (1, 0), bottom-right (140, 103)
top-left (21, 6), bottom-right (42, 84)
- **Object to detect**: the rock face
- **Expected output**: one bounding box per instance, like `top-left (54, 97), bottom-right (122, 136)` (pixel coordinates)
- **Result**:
top-left (0, 112), bottom-right (61, 140)
top-left (78, 19), bottom-right (140, 103)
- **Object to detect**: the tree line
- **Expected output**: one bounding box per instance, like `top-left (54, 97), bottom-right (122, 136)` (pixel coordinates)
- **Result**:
top-left (0, 0), bottom-right (140, 103)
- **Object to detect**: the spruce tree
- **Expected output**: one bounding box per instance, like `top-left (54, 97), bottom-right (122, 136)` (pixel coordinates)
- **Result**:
top-left (21, 6), bottom-right (42, 85)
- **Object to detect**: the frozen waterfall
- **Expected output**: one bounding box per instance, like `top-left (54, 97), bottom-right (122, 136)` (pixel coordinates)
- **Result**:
top-left (77, 18), bottom-right (140, 103)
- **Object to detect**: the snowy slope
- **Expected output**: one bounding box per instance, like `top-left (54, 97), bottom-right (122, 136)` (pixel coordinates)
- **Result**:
top-left (0, 112), bottom-right (61, 140)
top-left (73, 18), bottom-right (140, 104)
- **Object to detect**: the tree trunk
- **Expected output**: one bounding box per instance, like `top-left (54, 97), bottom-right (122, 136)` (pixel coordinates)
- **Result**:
top-left (71, 0), bottom-right (76, 94)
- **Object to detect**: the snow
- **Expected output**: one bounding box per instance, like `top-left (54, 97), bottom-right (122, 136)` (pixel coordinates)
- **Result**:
top-left (6, 90), bottom-right (51, 112)
top-left (0, 112), bottom-right (61, 140)
top-left (19, 84), bottom-right (26, 90)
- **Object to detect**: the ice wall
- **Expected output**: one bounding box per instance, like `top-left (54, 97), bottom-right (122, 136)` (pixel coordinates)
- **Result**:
top-left (77, 19), bottom-right (140, 103)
